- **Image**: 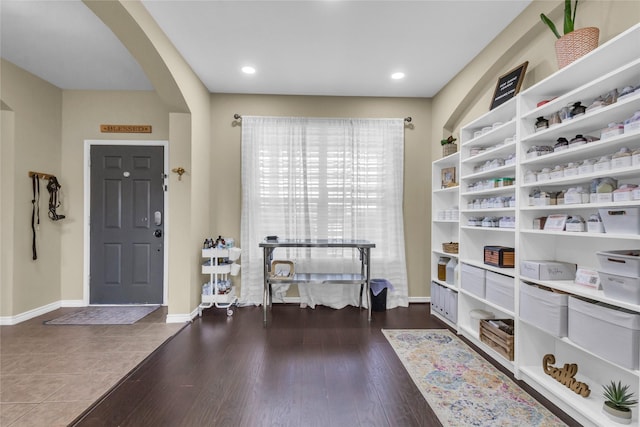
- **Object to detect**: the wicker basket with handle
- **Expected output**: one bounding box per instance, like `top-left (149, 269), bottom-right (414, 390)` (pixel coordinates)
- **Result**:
top-left (442, 242), bottom-right (459, 254)
top-left (442, 143), bottom-right (457, 157)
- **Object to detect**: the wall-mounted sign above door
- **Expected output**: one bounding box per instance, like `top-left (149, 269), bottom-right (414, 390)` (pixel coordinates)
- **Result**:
top-left (100, 124), bottom-right (152, 133)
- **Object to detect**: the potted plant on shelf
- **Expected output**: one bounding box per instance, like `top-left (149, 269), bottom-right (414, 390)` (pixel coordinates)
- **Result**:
top-left (602, 380), bottom-right (638, 424)
top-left (540, 0), bottom-right (599, 69)
top-left (441, 136), bottom-right (457, 157)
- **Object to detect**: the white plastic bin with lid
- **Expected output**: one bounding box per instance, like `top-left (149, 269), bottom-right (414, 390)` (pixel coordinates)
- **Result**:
top-left (461, 263), bottom-right (486, 298)
top-left (520, 282), bottom-right (569, 337)
top-left (568, 296), bottom-right (640, 370)
top-left (485, 271), bottom-right (514, 311)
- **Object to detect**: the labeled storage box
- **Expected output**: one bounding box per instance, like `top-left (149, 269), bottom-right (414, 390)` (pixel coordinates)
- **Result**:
top-left (520, 281), bottom-right (568, 337)
top-left (598, 271), bottom-right (640, 304)
top-left (479, 319), bottom-right (514, 361)
top-left (461, 263), bottom-right (486, 298)
top-left (597, 250), bottom-right (640, 276)
top-left (484, 246), bottom-right (515, 268)
top-left (485, 271), bottom-right (514, 311)
top-left (568, 296), bottom-right (640, 370)
top-left (520, 260), bottom-right (576, 281)
top-left (599, 207), bottom-right (640, 235)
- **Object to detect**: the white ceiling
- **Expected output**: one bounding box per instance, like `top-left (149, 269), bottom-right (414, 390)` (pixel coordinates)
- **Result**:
top-left (1, 0), bottom-right (532, 97)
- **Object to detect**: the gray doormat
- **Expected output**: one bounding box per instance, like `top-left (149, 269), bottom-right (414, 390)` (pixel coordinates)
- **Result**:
top-left (44, 305), bottom-right (161, 325)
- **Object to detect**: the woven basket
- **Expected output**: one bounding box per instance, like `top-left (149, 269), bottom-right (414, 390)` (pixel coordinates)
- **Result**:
top-left (442, 143), bottom-right (457, 157)
top-left (442, 242), bottom-right (459, 254)
top-left (555, 27), bottom-right (599, 69)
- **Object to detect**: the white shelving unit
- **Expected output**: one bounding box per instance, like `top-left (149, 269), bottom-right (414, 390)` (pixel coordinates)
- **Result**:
top-left (199, 247), bottom-right (241, 316)
top-left (431, 150), bottom-right (460, 328)
top-left (431, 24), bottom-right (640, 427)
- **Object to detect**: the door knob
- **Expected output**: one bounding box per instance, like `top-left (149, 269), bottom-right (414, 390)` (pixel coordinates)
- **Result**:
top-left (154, 229), bottom-right (162, 238)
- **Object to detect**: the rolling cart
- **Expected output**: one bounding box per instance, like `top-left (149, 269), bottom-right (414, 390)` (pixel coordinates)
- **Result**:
top-left (199, 246), bottom-right (241, 316)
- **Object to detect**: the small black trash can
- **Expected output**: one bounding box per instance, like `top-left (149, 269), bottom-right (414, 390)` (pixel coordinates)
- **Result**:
top-left (370, 278), bottom-right (391, 312)
top-left (370, 287), bottom-right (387, 311)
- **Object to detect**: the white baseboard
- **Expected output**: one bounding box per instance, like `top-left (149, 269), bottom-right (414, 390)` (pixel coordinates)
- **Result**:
top-left (165, 307), bottom-right (198, 324)
top-left (0, 301), bottom-right (61, 325)
top-left (61, 299), bottom-right (85, 307)
top-left (409, 296), bottom-right (430, 303)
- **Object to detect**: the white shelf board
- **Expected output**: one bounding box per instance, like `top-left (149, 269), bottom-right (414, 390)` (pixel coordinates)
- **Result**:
top-left (462, 164), bottom-right (516, 181)
top-left (462, 259), bottom-right (516, 277)
top-left (461, 186), bottom-right (515, 197)
top-left (519, 229), bottom-right (640, 241)
top-left (461, 140), bottom-right (517, 164)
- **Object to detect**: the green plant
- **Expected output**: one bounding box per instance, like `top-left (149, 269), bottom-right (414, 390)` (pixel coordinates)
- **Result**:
top-left (602, 381), bottom-right (638, 412)
top-left (440, 136), bottom-right (456, 146)
top-left (540, 0), bottom-right (579, 39)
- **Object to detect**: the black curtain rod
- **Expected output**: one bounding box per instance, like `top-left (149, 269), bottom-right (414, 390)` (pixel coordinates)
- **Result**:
top-left (233, 114), bottom-right (412, 122)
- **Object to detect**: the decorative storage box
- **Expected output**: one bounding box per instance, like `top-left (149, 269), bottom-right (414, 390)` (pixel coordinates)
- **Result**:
top-left (479, 319), bottom-right (514, 361)
top-left (599, 207), bottom-right (640, 235)
top-left (484, 246), bottom-right (515, 268)
top-left (568, 296), bottom-right (640, 370)
top-left (597, 250), bottom-right (640, 276)
top-left (597, 271), bottom-right (640, 304)
top-left (520, 260), bottom-right (576, 281)
top-left (485, 271), bottom-right (514, 311)
top-left (520, 282), bottom-right (568, 337)
top-left (461, 263), bottom-right (486, 298)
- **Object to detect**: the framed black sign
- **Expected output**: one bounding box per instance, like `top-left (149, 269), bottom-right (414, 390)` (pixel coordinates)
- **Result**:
top-left (490, 61), bottom-right (528, 110)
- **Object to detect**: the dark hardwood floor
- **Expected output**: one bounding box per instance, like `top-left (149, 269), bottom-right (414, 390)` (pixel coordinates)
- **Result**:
top-left (71, 304), bottom-right (579, 427)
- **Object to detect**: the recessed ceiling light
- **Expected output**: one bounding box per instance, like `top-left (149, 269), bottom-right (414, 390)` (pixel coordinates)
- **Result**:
top-left (391, 72), bottom-right (405, 80)
top-left (242, 66), bottom-right (256, 74)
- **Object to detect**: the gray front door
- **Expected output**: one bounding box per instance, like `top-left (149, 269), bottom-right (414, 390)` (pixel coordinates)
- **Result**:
top-left (90, 145), bottom-right (164, 304)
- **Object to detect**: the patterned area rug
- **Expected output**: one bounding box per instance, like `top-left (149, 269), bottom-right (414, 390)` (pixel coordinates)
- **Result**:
top-left (382, 329), bottom-right (566, 427)
top-left (44, 305), bottom-right (161, 325)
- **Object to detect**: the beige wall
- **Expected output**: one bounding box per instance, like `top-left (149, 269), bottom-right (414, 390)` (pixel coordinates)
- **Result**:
top-left (60, 90), bottom-right (171, 303)
top-left (210, 94), bottom-right (432, 298)
top-left (0, 59), bottom-right (63, 316)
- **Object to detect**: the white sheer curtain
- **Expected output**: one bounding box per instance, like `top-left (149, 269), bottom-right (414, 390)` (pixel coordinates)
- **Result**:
top-left (240, 116), bottom-right (408, 309)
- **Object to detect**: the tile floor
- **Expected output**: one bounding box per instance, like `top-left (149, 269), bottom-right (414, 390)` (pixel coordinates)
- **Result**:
top-left (0, 307), bottom-right (186, 427)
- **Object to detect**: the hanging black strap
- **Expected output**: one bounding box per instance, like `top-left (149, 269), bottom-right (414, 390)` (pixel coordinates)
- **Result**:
top-left (47, 176), bottom-right (65, 221)
top-left (31, 174), bottom-right (40, 260)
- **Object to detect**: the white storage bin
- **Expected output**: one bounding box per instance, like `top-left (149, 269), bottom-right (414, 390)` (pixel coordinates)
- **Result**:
top-left (597, 250), bottom-right (640, 276)
top-left (430, 282), bottom-right (442, 314)
top-left (485, 271), bottom-right (514, 311)
top-left (598, 271), bottom-right (640, 304)
top-left (599, 207), bottom-right (640, 234)
top-left (520, 260), bottom-right (576, 281)
top-left (520, 282), bottom-right (568, 337)
top-left (443, 287), bottom-right (458, 323)
top-left (461, 263), bottom-right (486, 298)
top-left (568, 296), bottom-right (640, 370)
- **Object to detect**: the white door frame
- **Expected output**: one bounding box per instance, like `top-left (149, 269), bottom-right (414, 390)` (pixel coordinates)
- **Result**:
top-left (83, 140), bottom-right (170, 306)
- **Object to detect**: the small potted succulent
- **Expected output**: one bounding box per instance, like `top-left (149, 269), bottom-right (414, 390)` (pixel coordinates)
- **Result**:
top-left (540, 0), bottom-right (599, 68)
top-left (602, 380), bottom-right (638, 424)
